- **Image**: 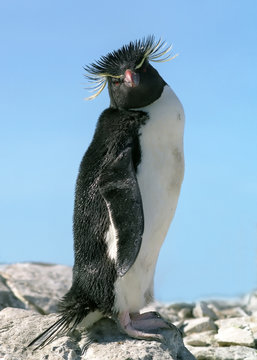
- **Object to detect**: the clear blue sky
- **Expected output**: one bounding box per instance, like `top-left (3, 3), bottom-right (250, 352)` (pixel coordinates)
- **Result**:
top-left (1, 1), bottom-right (256, 303)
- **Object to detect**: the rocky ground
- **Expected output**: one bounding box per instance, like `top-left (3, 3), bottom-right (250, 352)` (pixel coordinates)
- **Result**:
top-left (0, 263), bottom-right (256, 360)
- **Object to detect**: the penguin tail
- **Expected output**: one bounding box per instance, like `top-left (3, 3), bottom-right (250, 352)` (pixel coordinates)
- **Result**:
top-left (28, 296), bottom-right (92, 350)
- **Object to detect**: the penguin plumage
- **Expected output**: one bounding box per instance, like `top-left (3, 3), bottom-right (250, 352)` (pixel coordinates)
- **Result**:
top-left (29, 36), bottom-right (184, 349)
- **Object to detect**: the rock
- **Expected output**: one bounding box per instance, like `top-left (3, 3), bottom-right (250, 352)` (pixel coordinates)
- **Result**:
top-left (168, 302), bottom-right (194, 312)
top-left (0, 308), bottom-right (80, 360)
top-left (215, 327), bottom-right (255, 347)
top-left (0, 275), bottom-right (25, 310)
top-left (204, 301), bottom-right (249, 319)
top-left (215, 316), bottom-right (254, 330)
top-left (164, 303), bottom-right (194, 321)
top-left (84, 341), bottom-right (174, 360)
top-left (248, 316), bottom-right (257, 342)
top-left (205, 302), bottom-right (223, 319)
top-left (0, 262), bottom-right (256, 360)
top-left (208, 299), bottom-right (244, 310)
top-left (188, 345), bottom-right (257, 360)
top-left (245, 290), bottom-right (257, 313)
top-left (218, 306), bottom-right (249, 318)
top-left (192, 301), bottom-right (217, 320)
top-left (184, 330), bottom-right (216, 347)
top-left (0, 263), bottom-right (72, 313)
top-left (82, 318), bottom-right (195, 360)
top-left (215, 317), bottom-right (256, 347)
top-left (0, 307), bottom-right (196, 360)
top-left (183, 317), bottom-right (217, 335)
top-left (178, 307), bottom-right (193, 320)
top-left (146, 302), bottom-right (179, 323)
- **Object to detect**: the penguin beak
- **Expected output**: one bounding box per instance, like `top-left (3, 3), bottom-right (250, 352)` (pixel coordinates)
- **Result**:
top-left (124, 69), bottom-right (140, 88)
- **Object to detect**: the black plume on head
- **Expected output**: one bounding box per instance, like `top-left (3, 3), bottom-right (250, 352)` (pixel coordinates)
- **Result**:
top-left (84, 36), bottom-right (175, 100)
top-left (85, 36), bottom-right (155, 77)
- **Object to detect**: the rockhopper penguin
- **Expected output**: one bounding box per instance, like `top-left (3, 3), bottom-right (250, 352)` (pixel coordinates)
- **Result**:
top-left (29, 36), bottom-right (185, 348)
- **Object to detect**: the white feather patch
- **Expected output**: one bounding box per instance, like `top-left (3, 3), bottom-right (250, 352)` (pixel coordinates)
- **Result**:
top-left (77, 310), bottom-right (103, 330)
top-left (105, 204), bottom-right (118, 261)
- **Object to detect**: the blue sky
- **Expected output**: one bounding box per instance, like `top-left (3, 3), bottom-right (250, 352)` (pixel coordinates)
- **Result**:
top-left (1, 1), bottom-right (256, 303)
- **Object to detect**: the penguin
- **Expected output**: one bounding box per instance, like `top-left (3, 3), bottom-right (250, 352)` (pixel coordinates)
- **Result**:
top-left (29, 36), bottom-right (185, 349)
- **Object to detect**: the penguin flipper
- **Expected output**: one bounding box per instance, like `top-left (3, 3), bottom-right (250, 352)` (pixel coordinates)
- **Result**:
top-left (99, 144), bottom-right (144, 277)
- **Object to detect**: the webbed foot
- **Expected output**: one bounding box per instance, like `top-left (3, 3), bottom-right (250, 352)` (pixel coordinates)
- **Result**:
top-left (117, 310), bottom-right (171, 343)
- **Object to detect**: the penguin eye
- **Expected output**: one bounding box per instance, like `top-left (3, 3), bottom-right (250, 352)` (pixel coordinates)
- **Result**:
top-left (111, 78), bottom-right (121, 86)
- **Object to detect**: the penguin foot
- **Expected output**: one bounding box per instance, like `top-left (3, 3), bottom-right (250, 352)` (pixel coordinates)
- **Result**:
top-left (117, 311), bottom-right (170, 342)
top-left (130, 311), bottom-right (171, 331)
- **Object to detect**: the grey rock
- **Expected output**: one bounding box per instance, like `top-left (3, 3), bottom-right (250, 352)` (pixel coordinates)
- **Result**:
top-left (215, 327), bottom-right (255, 347)
top-left (84, 341), bottom-right (174, 360)
top-left (248, 316), bottom-right (257, 342)
top-left (188, 345), bottom-right (257, 360)
top-left (0, 275), bottom-right (25, 310)
top-left (0, 307), bottom-right (195, 360)
top-left (183, 317), bottom-right (217, 335)
top-left (152, 303), bottom-right (180, 323)
top-left (207, 303), bottom-right (249, 320)
top-left (208, 298), bottom-right (245, 310)
top-left (0, 263), bottom-right (72, 314)
top-left (0, 262), bottom-right (256, 360)
top-left (218, 306), bottom-right (249, 318)
top-left (178, 307), bottom-right (193, 320)
top-left (246, 290), bottom-right (257, 313)
top-left (83, 319), bottom-right (195, 360)
top-left (215, 316), bottom-right (255, 330)
top-left (184, 330), bottom-right (216, 347)
top-left (161, 303), bottom-right (194, 322)
top-left (205, 302), bottom-right (223, 319)
top-left (192, 301), bottom-right (217, 320)
top-left (167, 302), bottom-right (194, 312)
top-left (215, 317), bottom-right (256, 347)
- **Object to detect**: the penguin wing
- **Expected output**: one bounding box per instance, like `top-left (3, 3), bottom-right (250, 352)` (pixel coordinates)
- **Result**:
top-left (99, 144), bottom-right (144, 277)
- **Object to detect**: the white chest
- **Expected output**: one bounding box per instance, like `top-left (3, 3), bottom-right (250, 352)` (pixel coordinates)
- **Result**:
top-left (137, 85), bottom-right (185, 254)
top-left (113, 85), bottom-right (185, 313)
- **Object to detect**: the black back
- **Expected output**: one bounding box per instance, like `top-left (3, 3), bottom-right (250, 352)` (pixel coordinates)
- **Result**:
top-left (71, 108), bottom-right (148, 314)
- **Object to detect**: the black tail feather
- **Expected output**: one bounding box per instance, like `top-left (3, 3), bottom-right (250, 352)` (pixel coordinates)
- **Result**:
top-left (27, 315), bottom-right (70, 350)
top-left (27, 301), bottom-right (92, 350)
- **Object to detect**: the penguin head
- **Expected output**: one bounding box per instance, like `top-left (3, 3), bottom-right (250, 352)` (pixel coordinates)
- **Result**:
top-left (107, 61), bottom-right (165, 109)
top-left (85, 36), bottom-right (177, 109)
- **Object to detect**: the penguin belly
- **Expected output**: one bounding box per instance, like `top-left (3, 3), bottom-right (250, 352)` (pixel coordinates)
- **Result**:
top-left (113, 85), bottom-right (185, 313)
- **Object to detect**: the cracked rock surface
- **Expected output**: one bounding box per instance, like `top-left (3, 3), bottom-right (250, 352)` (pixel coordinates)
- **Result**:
top-left (0, 263), bottom-right (257, 359)
top-left (0, 263), bottom-right (72, 314)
